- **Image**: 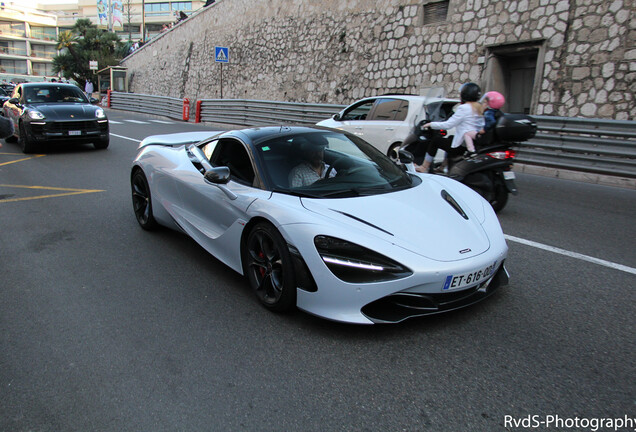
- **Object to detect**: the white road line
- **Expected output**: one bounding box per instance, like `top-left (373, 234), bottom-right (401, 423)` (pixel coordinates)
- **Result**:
top-left (125, 120), bottom-right (149, 124)
top-left (505, 234), bottom-right (636, 275)
top-left (108, 120), bottom-right (123, 124)
top-left (149, 120), bottom-right (174, 124)
top-left (110, 133), bottom-right (141, 143)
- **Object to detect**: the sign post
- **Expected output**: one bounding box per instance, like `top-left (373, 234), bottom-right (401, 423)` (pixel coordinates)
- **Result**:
top-left (214, 46), bottom-right (229, 99)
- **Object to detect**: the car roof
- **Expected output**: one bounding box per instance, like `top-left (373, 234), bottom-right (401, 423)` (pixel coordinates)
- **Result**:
top-left (225, 125), bottom-right (336, 144)
top-left (354, 94), bottom-right (460, 104)
top-left (20, 82), bottom-right (77, 88)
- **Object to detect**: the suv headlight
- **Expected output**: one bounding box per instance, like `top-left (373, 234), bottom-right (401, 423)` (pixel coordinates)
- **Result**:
top-left (314, 235), bottom-right (412, 283)
top-left (28, 110), bottom-right (45, 120)
top-left (95, 108), bottom-right (106, 119)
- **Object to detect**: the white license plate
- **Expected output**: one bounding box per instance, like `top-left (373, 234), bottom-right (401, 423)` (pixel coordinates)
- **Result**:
top-left (503, 171), bottom-right (516, 180)
top-left (443, 261), bottom-right (498, 291)
top-left (68, 130), bottom-right (81, 136)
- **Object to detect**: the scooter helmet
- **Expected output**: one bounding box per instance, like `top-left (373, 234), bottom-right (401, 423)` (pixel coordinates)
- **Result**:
top-left (482, 91), bottom-right (505, 109)
top-left (459, 82), bottom-right (482, 103)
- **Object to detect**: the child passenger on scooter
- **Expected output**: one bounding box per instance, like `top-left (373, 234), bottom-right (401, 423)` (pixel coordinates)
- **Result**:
top-left (415, 83), bottom-right (485, 173)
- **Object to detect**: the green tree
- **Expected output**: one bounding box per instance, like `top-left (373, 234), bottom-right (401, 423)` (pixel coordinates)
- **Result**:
top-left (53, 18), bottom-right (124, 89)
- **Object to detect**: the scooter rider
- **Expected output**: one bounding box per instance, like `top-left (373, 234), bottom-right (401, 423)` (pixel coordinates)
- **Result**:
top-left (415, 83), bottom-right (485, 173)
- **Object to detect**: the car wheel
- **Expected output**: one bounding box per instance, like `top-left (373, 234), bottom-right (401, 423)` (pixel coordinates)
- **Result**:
top-left (94, 137), bottom-right (109, 150)
top-left (18, 122), bottom-right (37, 153)
top-left (244, 222), bottom-right (297, 312)
top-left (131, 169), bottom-right (159, 230)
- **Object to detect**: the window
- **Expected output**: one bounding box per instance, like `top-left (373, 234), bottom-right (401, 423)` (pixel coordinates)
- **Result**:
top-left (144, 2), bottom-right (171, 15)
top-left (0, 21), bottom-right (26, 37)
top-left (30, 44), bottom-right (57, 59)
top-left (0, 59), bottom-right (27, 74)
top-left (211, 139), bottom-right (255, 185)
top-left (0, 41), bottom-right (27, 56)
top-left (171, 2), bottom-right (192, 11)
top-left (31, 62), bottom-right (55, 76)
top-left (30, 26), bottom-right (57, 41)
top-left (369, 98), bottom-right (409, 121)
top-left (422, 1), bottom-right (449, 25)
top-left (342, 100), bottom-right (375, 121)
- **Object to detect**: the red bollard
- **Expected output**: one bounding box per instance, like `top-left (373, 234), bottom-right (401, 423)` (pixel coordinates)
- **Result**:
top-left (183, 98), bottom-right (190, 122)
top-left (107, 89), bottom-right (111, 108)
top-left (195, 100), bottom-right (202, 123)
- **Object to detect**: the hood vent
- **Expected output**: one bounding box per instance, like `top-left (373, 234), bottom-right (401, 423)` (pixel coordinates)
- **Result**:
top-left (333, 210), bottom-right (394, 236)
top-left (441, 190), bottom-right (468, 220)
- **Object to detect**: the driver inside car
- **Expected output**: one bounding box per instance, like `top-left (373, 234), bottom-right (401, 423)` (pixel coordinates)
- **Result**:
top-left (288, 135), bottom-right (336, 187)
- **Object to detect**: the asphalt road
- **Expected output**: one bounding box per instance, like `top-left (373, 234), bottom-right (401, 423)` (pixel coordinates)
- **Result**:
top-left (1, 109), bottom-right (634, 432)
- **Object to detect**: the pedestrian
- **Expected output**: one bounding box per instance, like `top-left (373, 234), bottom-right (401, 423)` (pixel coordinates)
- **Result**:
top-left (85, 79), bottom-right (94, 98)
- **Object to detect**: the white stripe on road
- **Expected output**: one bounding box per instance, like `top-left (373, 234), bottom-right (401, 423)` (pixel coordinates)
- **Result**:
top-left (106, 129), bottom-right (636, 277)
top-left (110, 133), bottom-right (141, 143)
top-left (149, 120), bottom-right (174, 124)
top-left (505, 234), bottom-right (636, 275)
top-left (108, 120), bottom-right (123, 124)
top-left (125, 119), bottom-right (150, 124)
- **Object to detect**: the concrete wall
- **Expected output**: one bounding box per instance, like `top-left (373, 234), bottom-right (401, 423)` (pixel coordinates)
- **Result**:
top-left (121, 0), bottom-right (635, 119)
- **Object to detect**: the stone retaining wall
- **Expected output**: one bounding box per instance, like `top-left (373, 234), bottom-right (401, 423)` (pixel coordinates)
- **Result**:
top-left (121, 0), bottom-right (635, 119)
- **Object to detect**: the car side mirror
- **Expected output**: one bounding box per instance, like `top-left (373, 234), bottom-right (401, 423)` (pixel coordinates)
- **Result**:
top-left (8, 98), bottom-right (19, 105)
top-left (89, 97), bottom-right (99, 104)
top-left (398, 149), bottom-right (414, 164)
top-left (204, 166), bottom-right (231, 184)
top-left (332, 113), bottom-right (341, 121)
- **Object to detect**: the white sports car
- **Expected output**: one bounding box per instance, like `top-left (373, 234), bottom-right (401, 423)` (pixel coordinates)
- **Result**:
top-left (131, 126), bottom-right (509, 324)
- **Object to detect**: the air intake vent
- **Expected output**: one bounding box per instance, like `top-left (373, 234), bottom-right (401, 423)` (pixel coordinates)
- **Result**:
top-left (441, 190), bottom-right (468, 220)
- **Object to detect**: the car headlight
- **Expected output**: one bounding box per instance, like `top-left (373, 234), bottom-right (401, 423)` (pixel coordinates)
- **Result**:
top-left (314, 235), bottom-right (412, 283)
top-left (28, 110), bottom-right (45, 120)
top-left (95, 108), bottom-right (106, 119)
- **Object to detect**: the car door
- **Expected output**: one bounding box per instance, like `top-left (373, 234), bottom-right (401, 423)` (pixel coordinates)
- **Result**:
top-left (333, 98), bottom-right (376, 138)
top-left (360, 98), bottom-right (410, 155)
top-left (174, 138), bottom-right (266, 273)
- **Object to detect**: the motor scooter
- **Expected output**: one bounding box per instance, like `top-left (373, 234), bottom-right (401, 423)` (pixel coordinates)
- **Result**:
top-left (400, 91), bottom-right (536, 212)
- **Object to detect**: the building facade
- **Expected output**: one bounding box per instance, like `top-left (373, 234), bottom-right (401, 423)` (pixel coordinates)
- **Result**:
top-left (0, 0), bottom-right (205, 83)
top-left (0, 3), bottom-right (59, 82)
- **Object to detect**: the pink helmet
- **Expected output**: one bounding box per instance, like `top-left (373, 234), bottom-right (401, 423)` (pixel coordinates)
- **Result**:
top-left (483, 91), bottom-right (505, 109)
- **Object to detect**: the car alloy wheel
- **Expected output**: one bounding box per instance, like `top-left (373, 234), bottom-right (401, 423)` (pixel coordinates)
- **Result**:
top-left (131, 169), bottom-right (158, 230)
top-left (244, 222), bottom-right (296, 312)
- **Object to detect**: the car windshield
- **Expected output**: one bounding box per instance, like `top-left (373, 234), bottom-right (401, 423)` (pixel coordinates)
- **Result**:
top-left (23, 85), bottom-right (88, 104)
top-left (254, 130), bottom-right (418, 198)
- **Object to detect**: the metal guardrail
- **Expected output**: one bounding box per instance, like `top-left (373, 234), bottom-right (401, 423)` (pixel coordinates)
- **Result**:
top-left (198, 99), bottom-right (346, 126)
top-left (517, 116), bottom-right (636, 178)
top-left (109, 92), bottom-right (186, 121)
top-left (108, 92), bottom-right (636, 179)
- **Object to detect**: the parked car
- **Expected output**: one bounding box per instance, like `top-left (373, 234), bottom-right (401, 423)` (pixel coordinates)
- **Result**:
top-left (2, 82), bottom-right (109, 153)
top-left (317, 94), bottom-right (459, 160)
top-left (131, 125), bottom-right (509, 324)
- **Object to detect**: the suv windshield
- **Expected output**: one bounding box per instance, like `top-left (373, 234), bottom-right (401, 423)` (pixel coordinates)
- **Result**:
top-left (24, 85), bottom-right (88, 104)
top-left (255, 130), bottom-right (418, 198)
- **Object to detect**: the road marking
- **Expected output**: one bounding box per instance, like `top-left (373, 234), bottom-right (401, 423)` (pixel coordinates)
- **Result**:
top-left (110, 133), bottom-right (141, 143)
top-left (0, 153), bottom-right (45, 166)
top-left (108, 120), bottom-right (123, 124)
top-left (149, 120), bottom-right (174, 124)
top-left (0, 184), bottom-right (104, 203)
top-left (505, 234), bottom-right (636, 276)
top-left (125, 120), bottom-right (149, 124)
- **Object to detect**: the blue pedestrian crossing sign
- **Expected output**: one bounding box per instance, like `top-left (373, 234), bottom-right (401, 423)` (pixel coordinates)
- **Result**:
top-left (215, 46), bottom-right (229, 63)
